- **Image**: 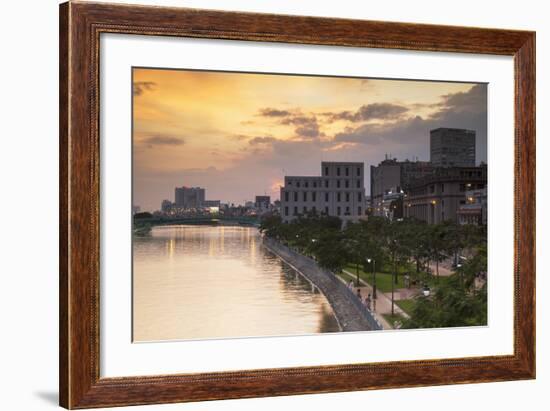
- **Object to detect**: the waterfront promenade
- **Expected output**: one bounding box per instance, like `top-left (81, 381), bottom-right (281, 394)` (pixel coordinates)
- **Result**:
top-left (341, 269), bottom-right (411, 330)
top-left (262, 237), bottom-right (382, 332)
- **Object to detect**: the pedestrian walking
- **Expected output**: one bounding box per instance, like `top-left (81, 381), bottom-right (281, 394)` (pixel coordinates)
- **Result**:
top-left (356, 288), bottom-right (362, 300)
top-left (404, 273), bottom-right (410, 289)
top-left (348, 280), bottom-right (354, 290)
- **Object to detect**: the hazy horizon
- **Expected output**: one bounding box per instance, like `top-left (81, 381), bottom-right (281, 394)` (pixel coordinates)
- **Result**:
top-left (133, 68), bottom-right (487, 211)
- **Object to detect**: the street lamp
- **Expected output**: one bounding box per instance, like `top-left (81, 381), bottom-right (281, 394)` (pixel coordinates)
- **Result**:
top-left (367, 258), bottom-right (377, 299)
top-left (422, 284), bottom-right (431, 297)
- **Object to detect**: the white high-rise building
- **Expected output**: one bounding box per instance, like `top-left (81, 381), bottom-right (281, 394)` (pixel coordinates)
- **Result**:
top-left (280, 162), bottom-right (366, 223)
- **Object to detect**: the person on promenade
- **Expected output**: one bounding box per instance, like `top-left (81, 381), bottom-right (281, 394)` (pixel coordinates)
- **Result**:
top-left (365, 294), bottom-right (372, 310)
top-left (356, 288), bottom-right (362, 300)
top-left (348, 280), bottom-right (354, 290)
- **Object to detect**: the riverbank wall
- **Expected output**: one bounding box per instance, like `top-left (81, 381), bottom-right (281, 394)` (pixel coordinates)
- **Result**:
top-left (262, 237), bottom-right (382, 332)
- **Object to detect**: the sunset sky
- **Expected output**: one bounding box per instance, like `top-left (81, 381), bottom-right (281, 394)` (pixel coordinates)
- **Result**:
top-left (133, 68), bottom-right (487, 211)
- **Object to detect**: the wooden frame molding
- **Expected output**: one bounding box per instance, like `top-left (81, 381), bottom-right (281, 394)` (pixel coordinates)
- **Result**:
top-left (59, 1), bottom-right (535, 408)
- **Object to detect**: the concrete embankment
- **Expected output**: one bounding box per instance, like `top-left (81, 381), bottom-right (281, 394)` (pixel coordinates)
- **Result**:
top-left (262, 237), bottom-right (382, 332)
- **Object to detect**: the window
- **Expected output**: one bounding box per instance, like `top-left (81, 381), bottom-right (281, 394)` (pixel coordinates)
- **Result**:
top-left (287, 180), bottom-right (292, 186)
top-left (337, 180), bottom-right (340, 188)
top-left (312, 192), bottom-right (316, 201)
top-left (325, 180), bottom-right (329, 188)
top-left (337, 167), bottom-right (340, 176)
top-left (294, 192), bottom-right (298, 201)
top-left (284, 191), bottom-right (289, 202)
top-left (293, 206), bottom-right (298, 216)
top-left (345, 193), bottom-right (350, 202)
top-left (356, 180), bottom-right (360, 188)
top-left (303, 192), bottom-right (307, 201)
top-left (305, 181), bottom-right (309, 188)
top-left (325, 206), bottom-right (329, 215)
top-left (441, 183), bottom-right (445, 193)
top-left (345, 206), bottom-right (350, 215)
top-left (297, 181), bottom-right (301, 188)
top-left (358, 192), bottom-right (362, 202)
top-left (284, 206), bottom-right (288, 216)
top-left (345, 167), bottom-right (349, 177)
top-left (337, 206), bottom-right (341, 216)
top-left (358, 206), bottom-right (362, 215)
top-left (357, 167), bottom-right (361, 177)
top-left (345, 180), bottom-right (349, 188)
top-left (324, 167), bottom-right (329, 176)
top-left (337, 193), bottom-right (341, 202)
top-left (325, 192), bottom-right (329, 202)
top-left (303, 206), bottom-right (308, 214)
top-left (313, 181), bottom-right (317, 188)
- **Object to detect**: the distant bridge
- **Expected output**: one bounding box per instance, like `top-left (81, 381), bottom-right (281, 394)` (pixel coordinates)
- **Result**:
top-left (133, 215), bottom-right (260, 234)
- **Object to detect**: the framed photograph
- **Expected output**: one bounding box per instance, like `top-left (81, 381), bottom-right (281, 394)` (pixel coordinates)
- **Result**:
top-left (59, 1), bottom-right (535, 409)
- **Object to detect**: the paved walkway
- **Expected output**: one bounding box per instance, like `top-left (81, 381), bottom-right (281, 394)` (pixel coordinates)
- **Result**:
top-left (342, 269), bottom-right (414, 330)
top-left (263, 239), bottom-right (379, 332)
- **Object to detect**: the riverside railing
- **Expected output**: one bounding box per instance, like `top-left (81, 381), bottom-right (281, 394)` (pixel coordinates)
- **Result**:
top-left (341, 283), bottom-right (384, 331)
top-left (263, 237), bottom-right (383, 331)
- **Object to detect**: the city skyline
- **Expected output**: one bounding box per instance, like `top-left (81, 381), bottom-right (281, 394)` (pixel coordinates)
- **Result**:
top-left (133, 68), bottom-right (487, 211)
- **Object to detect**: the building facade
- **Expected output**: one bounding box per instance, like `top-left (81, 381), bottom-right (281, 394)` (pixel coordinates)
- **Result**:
top-left (202, 200), bottom-right (221, 208)
top-left (457, 188), bottom-right (488, 225)
top-left (174, 186), bottom-right (205, 209)
top-left (370, 158), bottom-right (433, 217)
top-left (430, 128), bottom-right (476, 167)
top-left (404, 165), bottom-right (487, 224)
top-left (161, 199), bottom-right (173, 213)
top-left (254, 196), bottom-right (271, 212)
top-left (280, 162), bottom-right (366, 223)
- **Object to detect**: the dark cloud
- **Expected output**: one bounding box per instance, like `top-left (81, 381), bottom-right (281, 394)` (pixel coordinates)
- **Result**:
top-left (333, 84), bottom-right (487, 163)
top-left (438, 83), bottom-right (487, 110)
top-left (280, 115), bottom-right (321, 138)
top-left (133, 81), bottom-right (156, 96)
top-left (258, 108), bottom-right (292, 117)
top-left (324, 103), bottom-right (409, 122)
top-left (257, 107), bottom-right (322, 139)
top-left (142, 135), bottom-right (185, 147)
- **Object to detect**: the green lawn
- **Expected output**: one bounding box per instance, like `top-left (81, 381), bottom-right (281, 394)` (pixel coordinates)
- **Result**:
top-left (395, 299), bottom-right (416, 315)
top-left (344, 265), bottom-right (406, 292)
top-left (382, 313), bottom-right (405, 329)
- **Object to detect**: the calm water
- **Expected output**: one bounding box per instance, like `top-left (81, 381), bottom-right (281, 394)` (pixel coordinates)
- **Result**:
top-left (133, 225), bottom-right (339, 341)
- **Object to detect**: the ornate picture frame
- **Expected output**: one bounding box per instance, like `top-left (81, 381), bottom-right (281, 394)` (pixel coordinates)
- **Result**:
top-left (59, 1), bottom-right (535, 408)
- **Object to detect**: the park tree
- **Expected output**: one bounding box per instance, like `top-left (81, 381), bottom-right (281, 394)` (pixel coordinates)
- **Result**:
top-left (402, 275), bottom-right (487, 329)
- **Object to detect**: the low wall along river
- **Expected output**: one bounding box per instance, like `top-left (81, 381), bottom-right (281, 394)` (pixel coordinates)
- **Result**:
top-left (262, 237), bottom-right (382, 332)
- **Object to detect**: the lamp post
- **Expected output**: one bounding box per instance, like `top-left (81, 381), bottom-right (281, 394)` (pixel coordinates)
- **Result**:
top-left (422, 284), bottom-right (431, 297)
top-left (367, 258), bottom-right (377, 299)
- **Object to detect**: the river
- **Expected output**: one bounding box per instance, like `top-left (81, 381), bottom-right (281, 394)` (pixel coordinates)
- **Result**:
top-left (133, 225), bottom-right (339, 342)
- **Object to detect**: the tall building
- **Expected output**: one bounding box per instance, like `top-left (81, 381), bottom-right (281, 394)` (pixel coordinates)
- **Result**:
top-left (430, 128), bottom-right (476, 167)
top-left (370, 158), bottom-right (433, 217)
top-left (161, 199), bottom-right (173, 213)
top-left (280, 162), bottom-right (366, 223)
top-left (255, 196), bottom-right (271, 212)
top-left (174, 186), bottom-right (205, 209)
top-left (202, 200), bottom-right (221, 208)
top-left (404, 165), bottom-right (487, 224)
